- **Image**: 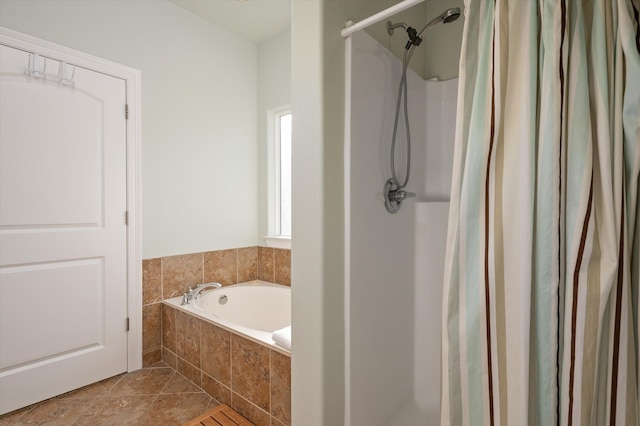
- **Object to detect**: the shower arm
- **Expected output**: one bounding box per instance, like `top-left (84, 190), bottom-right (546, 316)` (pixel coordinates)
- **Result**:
top-left (386, 21), bottom-right (408, 35)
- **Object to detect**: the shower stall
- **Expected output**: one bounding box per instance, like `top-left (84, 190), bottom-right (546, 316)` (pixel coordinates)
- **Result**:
top-left (343, 6), bottom-right (460, 425)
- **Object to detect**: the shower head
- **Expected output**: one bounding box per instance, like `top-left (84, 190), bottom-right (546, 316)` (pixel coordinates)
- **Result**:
top-left (387, 7), bottom-right (462, 50)
top-left (417, 7), bottom-right (461, 39)
top-left (442, 7), bottom-right (462, 24)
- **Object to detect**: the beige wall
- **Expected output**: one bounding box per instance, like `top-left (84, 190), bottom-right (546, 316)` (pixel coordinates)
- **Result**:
top-left (0, 0), bottom-right (260, 259)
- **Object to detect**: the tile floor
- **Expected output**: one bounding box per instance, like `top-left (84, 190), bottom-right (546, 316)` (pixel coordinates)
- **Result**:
top-left (0, 363), bottom-right (218, 426)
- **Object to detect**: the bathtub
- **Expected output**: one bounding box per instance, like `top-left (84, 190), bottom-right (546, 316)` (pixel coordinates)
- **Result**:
top-left (164, 280), bottom-right (291, 354)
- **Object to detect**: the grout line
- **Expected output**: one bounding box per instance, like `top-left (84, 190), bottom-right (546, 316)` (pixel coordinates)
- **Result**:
top-left (159, 280), bottom-right (164, 366)
top-left (232, 390), bottom-right (271, 422)
top-left (139, 391), bottom-right (162, 420)
top-left (272, 248), bottom-right (276, 283)
top-left (157, 368), bottom-right (176, 395)
top-left (69, 398), bottom-right (95, 426)
top-left (160, 256), bottom-right (164, 302)
top-left (106, 372), bottom-right (127, 393)
top-left (269, 349), bottom-right (273, 425)
top-left (0, 401), bottom-right (41, 423)
top-left (230, 333), bottom-right (234, 392)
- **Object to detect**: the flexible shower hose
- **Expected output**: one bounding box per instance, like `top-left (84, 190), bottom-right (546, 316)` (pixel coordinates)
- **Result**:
top-left (390, 43), bottom-right (418, 190)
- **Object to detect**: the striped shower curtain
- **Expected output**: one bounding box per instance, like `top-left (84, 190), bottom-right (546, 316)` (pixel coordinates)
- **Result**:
top-left (441, 0), bottom-right (640, 425)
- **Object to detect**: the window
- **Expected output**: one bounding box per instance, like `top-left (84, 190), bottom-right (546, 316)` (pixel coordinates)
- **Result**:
top-left (265, 107), bottom-right (292, 248)
top-left (277, 111), bottom-right (292, 237)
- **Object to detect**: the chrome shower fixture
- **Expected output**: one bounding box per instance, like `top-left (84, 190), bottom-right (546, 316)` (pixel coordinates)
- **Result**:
top-left (387, 8), bottom-right (462, 50)
top-left (387, 7), bottom-right (460, 53)
top-left (387, 21), bottom-right (421, 49)
top-left (387, 21), bottom-right (409, 36)
top-left (441, 7), bottom-right (462, 24)
top-left (383, 7), bottom-right (461, 214)
top-left (416, 7), bottom-right (461, 44)
top-left (384, 178), bottom-right (415, 214)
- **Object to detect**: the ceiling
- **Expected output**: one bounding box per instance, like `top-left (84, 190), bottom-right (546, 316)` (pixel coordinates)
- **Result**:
top-left (169, 0), bottom-right (291, 44)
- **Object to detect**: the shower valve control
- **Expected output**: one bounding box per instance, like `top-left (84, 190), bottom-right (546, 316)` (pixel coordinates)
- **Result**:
top-left (383, 178), bottom-right (415, 214)
top-left (390, 189), bottom-right (415, 202)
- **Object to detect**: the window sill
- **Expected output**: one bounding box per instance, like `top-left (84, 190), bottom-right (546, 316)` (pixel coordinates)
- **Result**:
top-left (263, 236), bottom-right (291, 250)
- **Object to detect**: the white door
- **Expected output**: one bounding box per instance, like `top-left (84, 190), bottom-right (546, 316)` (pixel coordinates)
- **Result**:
top-left (0, 44), bottom-right (128, 414)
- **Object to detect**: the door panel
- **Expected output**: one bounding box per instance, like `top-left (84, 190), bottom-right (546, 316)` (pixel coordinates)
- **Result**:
top-left (0, 80), bottom-right (103, 226)
top-left (0, 259), bottom-right (104, 369)
top-left (0, 44), bottom-right (128, 414)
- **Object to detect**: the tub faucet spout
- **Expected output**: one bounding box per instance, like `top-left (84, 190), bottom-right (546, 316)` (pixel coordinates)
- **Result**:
top-left (181, 282), bottom-right (222, 305)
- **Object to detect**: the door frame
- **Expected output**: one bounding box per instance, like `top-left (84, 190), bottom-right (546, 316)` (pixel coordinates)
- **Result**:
top-left (0, 26), bottom-right (142, 372)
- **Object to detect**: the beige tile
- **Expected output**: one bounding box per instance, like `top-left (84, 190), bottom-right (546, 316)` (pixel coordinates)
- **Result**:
top-left (142, 258), bottom-right (162, 304)
top-left (258, 247), bottom-right (274, 282)
top-left (231, 392), bottom-right (270, 426)
top-left (177, 357), bottom-right (202, 388)
top-left (109, 368), bottom-right (174, 397)
top-left (175, 310), bottom-right (201, 368)
top-left (143, 303), bottom-right (162, 352)
top-left (270, 351), bottom-right (291, 425)
top-left (274, 249), bottom-right (291, 286)
top-left (0, 403), bottom-right (39, 425)
top-left (201, 374), bottom-right (232, 406)
top-left (143, 347), bottom-right (162, 367)
top-left (207, 399), bottom-right (222, 411)
top-left (272, 417), bottom-right (288, 426)
top-left (162, 348), bottom-right (177, 370)
top-left (73, 395), bottom-right (155, 426)
top-left (162, 253), bottom-right (203, 299)
top-left (161, 372), bottom-right (202, 394)
top-left (141, 393), bottom-right (211, 426)
top-left (231, 335), bottom-right (270, 412)
top-left (162, 304), bottom-right (176, 353)
top-left (3, 366), bottom-right (223, 426)
top-left (204, 249), bottom-right (237, 286)
top-left (238, 246), bottom-right (258, 282)
top-left (10, 398), bottom-right (90, 426)
top-left (57, 374), bottom-right (124, 399)
top-left (200, 321), bottom-right (231, 386)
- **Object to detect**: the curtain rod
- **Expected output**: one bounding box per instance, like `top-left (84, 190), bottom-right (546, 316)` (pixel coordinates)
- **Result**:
top-left (341, 0), bottom-right (425, 38)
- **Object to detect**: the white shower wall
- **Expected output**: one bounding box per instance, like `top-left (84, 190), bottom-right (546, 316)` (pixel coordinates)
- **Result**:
top-left (347, 31), bottom-right (457, 426)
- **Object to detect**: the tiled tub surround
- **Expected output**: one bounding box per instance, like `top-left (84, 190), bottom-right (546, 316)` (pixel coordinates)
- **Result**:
top-left (141, 246), bottom-right (291, 425)
top-left (162, 304), bottom-right (290, 426)
top-left (142, 246), bottom-right (291, 366)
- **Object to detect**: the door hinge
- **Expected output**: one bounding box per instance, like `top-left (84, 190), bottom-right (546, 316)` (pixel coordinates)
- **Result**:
top-left (126, 317), bottom-right (130, 332)
top-left (125, 104), bottom-right (129, 120)
top-left (125, 211), bottom-right (129, 225)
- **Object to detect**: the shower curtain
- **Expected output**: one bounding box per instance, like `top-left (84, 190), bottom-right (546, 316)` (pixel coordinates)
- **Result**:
top-left (441, 0), bottom-right (640, 425)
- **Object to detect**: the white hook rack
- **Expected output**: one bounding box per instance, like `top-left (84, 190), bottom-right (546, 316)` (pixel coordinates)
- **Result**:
top-left (25, 52), bottom-right (76, 87)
